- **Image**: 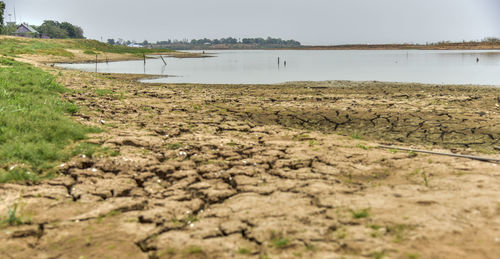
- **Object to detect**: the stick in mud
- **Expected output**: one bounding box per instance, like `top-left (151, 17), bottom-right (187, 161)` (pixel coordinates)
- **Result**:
top-left (378, 145), bottom-right (500, 163)
top-left (95, 54), bottom-right (98, 73)
top-left (160, 55), bottom-right (167, 65)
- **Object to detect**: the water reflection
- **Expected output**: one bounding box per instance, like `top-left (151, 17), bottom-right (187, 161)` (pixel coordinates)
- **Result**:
top-left (57, 50), bottom-right (500, 85)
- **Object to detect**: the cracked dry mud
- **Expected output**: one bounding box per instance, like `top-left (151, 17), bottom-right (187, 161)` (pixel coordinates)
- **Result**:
top-left (1, 63), bottom-right (500, 259)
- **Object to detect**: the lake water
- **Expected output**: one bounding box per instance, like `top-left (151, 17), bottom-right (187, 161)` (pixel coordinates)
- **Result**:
top-left (58, 50), bottom-right (500, 85)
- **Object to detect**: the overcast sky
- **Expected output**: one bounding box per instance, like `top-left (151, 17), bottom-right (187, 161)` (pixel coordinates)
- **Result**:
top-left (3, 0), bottom-right (500, 45)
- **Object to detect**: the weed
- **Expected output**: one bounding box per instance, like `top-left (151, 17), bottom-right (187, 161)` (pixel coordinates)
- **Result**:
top-left (270, 230), bottom-right (290, 249)
top-left (389, 148), bottom-right (398, 154)
top-left (1, 199), bottom-right (31, 227)
top-left (351, 208), bottom-right (370, 219)
top-left (183, 214), bottom-right (198, 224)
top-left (309, 140), bottom-right (318, 146)
top-left (184, 246), bottom-right (203, 254)
top-left (335, 228), bottom-right (348, 239)
top-left (238, 248), bottom-right (251, 254)
top-left (351, 133), bottom-right (362, 140)
top-left (96, 210), bottom-right (121, 223)
top-left (421, 170), bottom-right (429, 187)
top-left (371, 250), bottom-right (386, 259)
top-left (407, 253), bottom-right (420, 259)
top-left (167, 143), bottom-right (182, 150)
top-left (407, 151), bottom-right (417, 157)
top-left (305, 244), bottom-right (317, 251)
top-left (356, 143), bottom-right (369, 150)
top-left (369, 224), bottom-right (381, 230)
top-left (387, 224), bottom-right (414, 243)
top-left (271, 238), bottom-right (290, 248)
top-left (6, 204), bottom-right (23, 226)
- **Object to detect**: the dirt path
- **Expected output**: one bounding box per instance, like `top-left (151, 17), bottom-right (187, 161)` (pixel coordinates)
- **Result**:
top-left (0, 60), bottom-right (499, 258)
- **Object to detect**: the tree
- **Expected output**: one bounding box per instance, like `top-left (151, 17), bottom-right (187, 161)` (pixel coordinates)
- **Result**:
top-left (0, 1), bottom-right (5, 34)
top-left (2, 22), bottom-right (16, 35)
top-left (36, 20), bottom-right (84, 39)
top-left (107, 38), bottom-right (115, 45)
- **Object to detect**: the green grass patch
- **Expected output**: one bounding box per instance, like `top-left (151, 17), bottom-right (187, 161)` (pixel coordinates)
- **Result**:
top-left (83, 50), bottom-right (98, 55)
top-left (167, 142), bottom-right (183, 150)
top-left (387, 224), bottom-right (415, 243)
top-left (237, 247), bottom-right (251, 254)
top-left (184, 246), bottom-right (203, 255)
top-left (356, 143), bottom-right (369, 150)
top-left (0, 37), bottom-right (173, 58)
top-left (271, 238), bottom-right (290, 248)
top-left (269, 230), bottom-right (290, 249)
top-left (0, 58), bottom-right (99, 182)
top-left (351, 208), bottom-right (370, 219)
top-left (351, 133), bottom-right (362, 140)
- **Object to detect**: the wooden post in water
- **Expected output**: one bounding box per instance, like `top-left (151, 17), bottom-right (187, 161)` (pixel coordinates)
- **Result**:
top-left (160, 55), bottom-right (167, 65)
top-left (95, 54), bottom-right (98, 73)
top-left (143, 53), bottom-right (146, 65)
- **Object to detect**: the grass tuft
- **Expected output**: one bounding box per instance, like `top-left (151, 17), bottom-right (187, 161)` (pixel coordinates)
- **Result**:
top-left (351, 208), bottom-right (370, 219)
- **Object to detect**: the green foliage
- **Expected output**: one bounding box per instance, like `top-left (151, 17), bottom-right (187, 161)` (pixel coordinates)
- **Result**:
top-left (83, 50), bottom-right (97, 55)
top-left (2, 22), bottom-right (17, 35)
top-left (271, 238), bottom-right (290, 248)
top-left (351, 208), bottom-right (370, 219)
top-left (184, 246), bottom-right (203, 254)
top-left (0, 58), bottom-right (98, 181)
top-left (0, 168), bottom-right (41, 183)
top-left (0, 1), bottom-right (5, 34)
top-left (167, 142), bottom-right (182, 150)
top-left (237, 248), bottom-right (251, 254)
top-left (387, 224), bottom-right (414, 243)
top-left (269, 230), bottom-right (290, 249)
top-left (36, 20), bottom-right (84, 39)
top-left (351, 133), bottom-right (362, 140)
top-left (356, 143), bottom-right (369, 150)
top-left (371, 250), bottom-right (387, 259)
top-left (1, 200), bottom-right (30, 227)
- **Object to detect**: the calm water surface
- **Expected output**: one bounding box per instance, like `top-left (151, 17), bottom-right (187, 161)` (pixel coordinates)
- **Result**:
top-left (58, 50), bottom-right (500, 85)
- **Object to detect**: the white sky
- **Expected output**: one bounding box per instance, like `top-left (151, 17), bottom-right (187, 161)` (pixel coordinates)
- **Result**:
top-left (3, 0), bottom-right (500, 45)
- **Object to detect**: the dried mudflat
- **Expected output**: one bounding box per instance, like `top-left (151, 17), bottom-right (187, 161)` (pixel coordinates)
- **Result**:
top-left (1, 58), bottom-right (500, 259)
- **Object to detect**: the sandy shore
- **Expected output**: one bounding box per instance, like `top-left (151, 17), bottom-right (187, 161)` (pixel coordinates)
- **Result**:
top-left (0, 54), bottom-right (499, 258)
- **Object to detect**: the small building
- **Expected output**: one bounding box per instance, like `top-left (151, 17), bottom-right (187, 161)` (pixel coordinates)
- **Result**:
top-left (14, 24), bottom-right (40, 38)
top-left (127, 43), bottom-right (143, 48)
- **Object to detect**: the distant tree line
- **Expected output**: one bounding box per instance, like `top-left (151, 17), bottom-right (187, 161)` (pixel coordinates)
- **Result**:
top-left (156, 37), bottom-right (301, 49)
top-left (106, 37), bottom-right (301, 49)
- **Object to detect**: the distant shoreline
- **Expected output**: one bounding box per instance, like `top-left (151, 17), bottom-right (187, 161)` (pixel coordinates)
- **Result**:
top-left (289, 42), bottom-right (500, 50)
top-left (168, 42), bottom-right (500, 51)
